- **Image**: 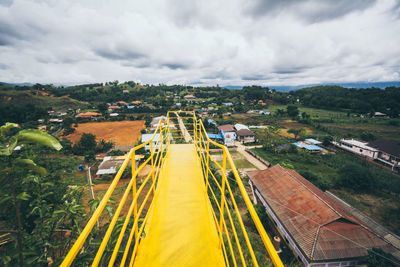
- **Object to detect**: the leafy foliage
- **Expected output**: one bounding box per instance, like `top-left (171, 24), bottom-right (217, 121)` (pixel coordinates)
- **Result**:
top-left (0, 123), bottom-right (88, 266)
top-left (337, 163), bottom-right (375, 192)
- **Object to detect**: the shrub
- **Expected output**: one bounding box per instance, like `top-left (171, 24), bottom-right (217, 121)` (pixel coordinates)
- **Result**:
top-left (336, 163), bottom-right (375, 192)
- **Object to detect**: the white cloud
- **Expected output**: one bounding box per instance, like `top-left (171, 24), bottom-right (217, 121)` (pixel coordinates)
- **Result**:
top-left (0, 0), bottom-right (399, 86)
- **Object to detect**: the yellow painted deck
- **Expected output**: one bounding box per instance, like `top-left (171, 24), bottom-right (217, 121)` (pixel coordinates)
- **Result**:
top-left (133, 144), bottom-right (225, 267)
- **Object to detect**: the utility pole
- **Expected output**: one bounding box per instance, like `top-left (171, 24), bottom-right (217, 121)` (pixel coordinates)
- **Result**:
top-left (86, 166), bottom-right (95, 200)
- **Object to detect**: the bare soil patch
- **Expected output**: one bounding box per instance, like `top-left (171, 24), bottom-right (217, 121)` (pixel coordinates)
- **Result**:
top-left (66, 120), bottom-right (145, 146)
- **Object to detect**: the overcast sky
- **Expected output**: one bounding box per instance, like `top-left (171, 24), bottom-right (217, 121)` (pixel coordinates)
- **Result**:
top-left (0, 0), bottom-right (399, 86)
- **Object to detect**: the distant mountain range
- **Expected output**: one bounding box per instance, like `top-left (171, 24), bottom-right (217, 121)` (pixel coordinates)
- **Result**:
top-left (3, 81), bottom-right (400, 92)
top-left (223, 81), bottom-right (400, 92)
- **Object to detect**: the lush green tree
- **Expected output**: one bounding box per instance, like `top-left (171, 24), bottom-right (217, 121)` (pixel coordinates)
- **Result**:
top-left (0, 123), bottom-right (62, 266)
top-left (322, 136), bottom-right (333, 146)
top-left (97, 103), bottom-right (108, 115)
top-left (286, 105), bottom-right (299, 117)
top-left (275, 109), bottom-right (286, 117)
top-left (78, 133), bottom-right (96, 151)
top-left (62, 117), bottom-right (75, 135)
top-left (288, 144), bottom-right (298, 154)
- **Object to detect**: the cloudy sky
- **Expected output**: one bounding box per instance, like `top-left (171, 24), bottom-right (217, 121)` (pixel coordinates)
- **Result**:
top-left (0, 0), bottom-right (399, 86)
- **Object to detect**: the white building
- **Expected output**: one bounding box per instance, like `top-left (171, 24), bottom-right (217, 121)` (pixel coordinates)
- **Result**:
top-left (141, 133), bottom-right (173, 152)
top-left (333, 139), bottom-right (379, 159)
top-left (234, 123), bottom-right (249, 131)
top-left (259, 110), bottom-right (271, 115)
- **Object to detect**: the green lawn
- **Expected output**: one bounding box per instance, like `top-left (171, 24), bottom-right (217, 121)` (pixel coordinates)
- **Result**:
top-left (267, 105), bottom-right (349, 119)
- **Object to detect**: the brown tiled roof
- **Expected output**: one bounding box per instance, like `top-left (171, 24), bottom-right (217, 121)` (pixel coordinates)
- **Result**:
top-left (248, 165), bottom-right (396, 262)
top-left (367, 139), bottom-right (400, 158)
top-left (218, 124), bottom-right (235, 132)
top-left (77, 112), bottom-right (102, 117)
top-left (236, 129), bottom-right (254, 137)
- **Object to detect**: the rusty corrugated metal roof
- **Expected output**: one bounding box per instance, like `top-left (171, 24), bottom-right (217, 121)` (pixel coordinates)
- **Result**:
top-left (248, 165), bottom-right (397, 262)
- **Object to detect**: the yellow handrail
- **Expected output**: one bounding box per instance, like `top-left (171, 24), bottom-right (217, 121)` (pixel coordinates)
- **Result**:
top-left (61, 110), bottom-right (283, 266)
top-left (60, 119), bottom-right (168, 266)
top-left (194, 117), bottom-right (284, 267)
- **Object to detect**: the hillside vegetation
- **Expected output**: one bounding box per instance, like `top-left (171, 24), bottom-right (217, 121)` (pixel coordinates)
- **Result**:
top-left (0, 89), bottom-right (84, 109)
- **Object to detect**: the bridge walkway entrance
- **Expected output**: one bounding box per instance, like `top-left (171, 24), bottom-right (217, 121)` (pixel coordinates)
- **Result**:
top-left (133, 144), bottom-right (225, 266)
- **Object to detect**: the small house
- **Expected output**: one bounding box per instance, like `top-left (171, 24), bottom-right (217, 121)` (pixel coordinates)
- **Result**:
top-left (236, 129), bottom-right (255, 143)
top-left (218, 125), bottom-right (236, 147)
top-left (234, 123), bottom-right (249, 131)
top-left (374, 112), bottom-right (387, 117)
top-left (76, 112), bottom-right (102, 118)
top-left (184, 94), bottom-right (196, 100)
top-left (109, 106), bottom-right (121, 110)
top-left (117, 101), bottom-right (128, 106)
top-left (368, 139), bottom-right (400, 171)
top-left (49, 118), bottom-right (63, 123)
top-left (333, 139), bottom-right (378, 159)
top-left (259, 110), bottom-right (271, 115)
top-left (96, 155), bottom-right (144, 176)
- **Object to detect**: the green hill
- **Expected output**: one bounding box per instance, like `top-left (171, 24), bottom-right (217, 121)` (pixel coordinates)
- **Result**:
top-left (0, 89), bottom-right (85, 110)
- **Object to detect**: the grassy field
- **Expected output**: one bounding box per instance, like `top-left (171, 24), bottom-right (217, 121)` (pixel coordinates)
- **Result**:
top-left (320, 121), bottom-right (400, 141)
top-left (267, 105), bottom-right (350, 119)
top-left (231, 105), bottom-right (400, 142)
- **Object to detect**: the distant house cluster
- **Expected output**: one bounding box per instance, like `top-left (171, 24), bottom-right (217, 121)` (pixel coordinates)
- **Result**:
top-left (248, 165), bottom-right (400, 266)
top-left (217, 123), bottom-right (255, 146)
top-left (333, 138), bottom-right (400, 172)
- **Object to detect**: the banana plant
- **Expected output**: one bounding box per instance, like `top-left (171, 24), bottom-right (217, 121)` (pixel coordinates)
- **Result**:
top-left (0, 123), bottom-right (62, 267)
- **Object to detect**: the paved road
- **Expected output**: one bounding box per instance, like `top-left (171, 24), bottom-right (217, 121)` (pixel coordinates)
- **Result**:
top-left (235, 142), bottom-right (268, 170)
top-left (175, 112), bottom-right (192, 143)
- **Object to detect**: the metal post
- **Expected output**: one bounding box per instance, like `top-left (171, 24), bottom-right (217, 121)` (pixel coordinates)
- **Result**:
top-left (206, 140), bottom-right (210, 187)
top-left (131, 151), bottom-right (138, 239)
top-left (151, 142), bottom-right (155, 194)
top-left (86, 166), bottom-right (95, 201)
top-left (218, 149), bottom-right (227, 246)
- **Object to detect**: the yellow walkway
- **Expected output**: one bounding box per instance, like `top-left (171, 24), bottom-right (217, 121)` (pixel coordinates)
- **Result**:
top-left (133, 144), bottom-right (226, 266)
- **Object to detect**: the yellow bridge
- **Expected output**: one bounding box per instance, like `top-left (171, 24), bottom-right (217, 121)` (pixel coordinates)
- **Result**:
top-left (61, 111), bottom-right (283, 267)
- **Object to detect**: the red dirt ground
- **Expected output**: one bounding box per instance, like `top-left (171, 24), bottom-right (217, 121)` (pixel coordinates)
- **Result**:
top-left (65, 120), bottom-right (145, 146)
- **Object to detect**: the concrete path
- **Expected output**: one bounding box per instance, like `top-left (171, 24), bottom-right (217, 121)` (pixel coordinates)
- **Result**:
top-left (175, 112), bottom-right (192, 143)
top-left (235, 142), bottom-right (268, 170)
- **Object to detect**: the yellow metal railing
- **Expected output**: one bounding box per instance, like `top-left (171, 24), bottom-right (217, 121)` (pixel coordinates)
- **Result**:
top-left (61, 110), bottom-right (283, 266)
top-left (192, 113), bottom-right (283, 267)
top-left (61, 119), bottom-right (169, 266)
top-left (168, 110), bottom-right (283, 267)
